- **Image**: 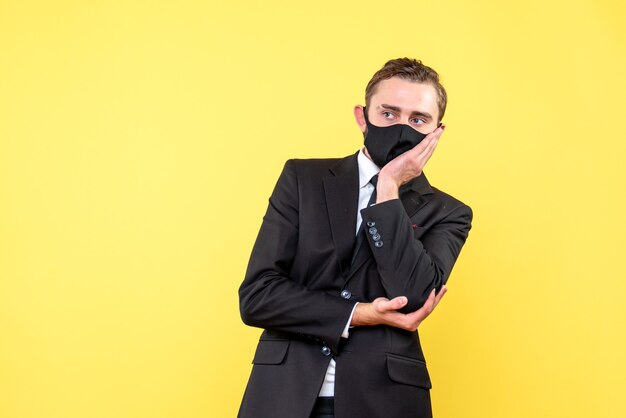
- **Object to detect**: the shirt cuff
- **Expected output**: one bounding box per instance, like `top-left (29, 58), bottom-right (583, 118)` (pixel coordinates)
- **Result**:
top-left (341, 302), bottom-right (359, 339)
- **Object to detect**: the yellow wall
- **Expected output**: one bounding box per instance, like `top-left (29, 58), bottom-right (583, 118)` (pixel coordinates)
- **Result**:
top-left (1, 1), bottom-right (625, 417)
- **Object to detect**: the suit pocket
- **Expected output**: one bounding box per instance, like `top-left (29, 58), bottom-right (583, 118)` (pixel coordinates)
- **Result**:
top-left (252, 339), bottom-right (290, 365)
top-left (386, 353), bottom-right (432, 389)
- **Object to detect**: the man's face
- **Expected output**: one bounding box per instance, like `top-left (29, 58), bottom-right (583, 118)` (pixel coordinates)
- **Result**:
top-left (355, 76), bottom-right (440, 135)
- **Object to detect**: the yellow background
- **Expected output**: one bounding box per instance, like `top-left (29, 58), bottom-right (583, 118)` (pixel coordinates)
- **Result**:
top-left (1, 1), bottom-right (625, 417)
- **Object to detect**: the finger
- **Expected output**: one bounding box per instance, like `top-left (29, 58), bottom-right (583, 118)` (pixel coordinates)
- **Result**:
top-left (404, 288), bottom-right (438, 322)
top-left (434, 285), bottom-right (448, 306)
top-left (402, 302), bottom-right (433, 328)
top-left (420, 126), bottom-right (444, 148)
top-left (425, 125), bottom-right (445, 141)
top-left (407, 289), bottom-right (436, 317)
top-left (415, 144), bottom-right (438, 170)
top-left (403, 305), bottom-right (428, 325)
top-left (417, 134), bottom-right (440, 159)
top-left (426, 288), bottom-right (437, 312)
top-left (414, 141), bottom-right (436, 164)
top-left (377, 296), bottom-right (408, 312)
top-left (408, 126), bottom-right (443, 156)
top-left (406, 135), bottom-right (435, 157)
top-left (412, 136), bottom-right (440, 169)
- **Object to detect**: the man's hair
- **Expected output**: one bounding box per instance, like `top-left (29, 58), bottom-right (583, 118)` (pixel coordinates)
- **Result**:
top-left (365, 58), bottom-right (448, 121)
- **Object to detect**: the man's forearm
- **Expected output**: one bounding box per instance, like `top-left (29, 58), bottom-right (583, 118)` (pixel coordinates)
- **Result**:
top-left (359, 199), bottom-right (471, 313)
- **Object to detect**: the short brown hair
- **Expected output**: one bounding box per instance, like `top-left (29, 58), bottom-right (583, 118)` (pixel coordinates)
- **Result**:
top-left (365, 58), bottom-right (448, 121)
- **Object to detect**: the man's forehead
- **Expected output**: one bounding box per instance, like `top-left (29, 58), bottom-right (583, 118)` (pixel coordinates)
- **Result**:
top-left (371, 78), bottom-right (437, 99)
top-left (370, 78), bottom-right (439, 118)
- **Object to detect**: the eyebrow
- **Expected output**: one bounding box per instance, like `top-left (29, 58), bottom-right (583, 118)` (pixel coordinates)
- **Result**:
top-left (379, 104), bottom-right (433, 121)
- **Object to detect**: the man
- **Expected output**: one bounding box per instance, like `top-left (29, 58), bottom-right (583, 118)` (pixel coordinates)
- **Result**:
top-left (238, 58), bottom-right (473, 418)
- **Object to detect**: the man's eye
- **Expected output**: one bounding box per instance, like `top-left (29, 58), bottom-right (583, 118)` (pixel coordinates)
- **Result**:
top-left (382, 111), bottom-right (395, 119)
top-left (411, 118), bottom-right (425, 125)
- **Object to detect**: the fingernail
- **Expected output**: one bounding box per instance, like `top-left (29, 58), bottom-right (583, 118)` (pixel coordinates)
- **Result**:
top-left (441, 125), bottom-right (446, 130)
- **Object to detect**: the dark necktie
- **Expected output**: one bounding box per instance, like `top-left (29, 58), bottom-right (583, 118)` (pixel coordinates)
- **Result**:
top-left (367, 174), bottom-right (379, 207)
top-left (351, 174), bottom-right (379, 265)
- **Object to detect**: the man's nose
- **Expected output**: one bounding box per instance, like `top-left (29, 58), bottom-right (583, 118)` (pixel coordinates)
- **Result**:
top-left (398, 116), bottom-right (412, 125)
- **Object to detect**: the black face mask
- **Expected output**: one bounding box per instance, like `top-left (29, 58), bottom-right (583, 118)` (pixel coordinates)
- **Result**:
top-left (363, 106), bottom-right (441, 167)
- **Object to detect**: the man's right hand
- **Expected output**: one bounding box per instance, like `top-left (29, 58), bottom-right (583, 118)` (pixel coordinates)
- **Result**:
top-left (351, 286), bottom-right (448, 331)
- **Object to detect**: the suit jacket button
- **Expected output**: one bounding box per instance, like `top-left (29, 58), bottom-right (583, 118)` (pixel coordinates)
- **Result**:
top-left (368, 227), bottom-right (378, 235)
top-left (372, 234), bottom-right (381, 241)
top-left (366, 221), bottom-right (375, 227)
top-left (374, 241), bottom-right (383, 248)
top-left (321, 346), bottom-right (331, 356)
top-left (340, 290), bottom-right (352, 299)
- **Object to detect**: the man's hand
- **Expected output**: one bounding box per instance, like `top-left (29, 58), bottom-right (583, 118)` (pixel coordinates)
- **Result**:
top-left (376, 125), bottom-right (445, 203)
top-left (351, 286), bottom-right (448, 331)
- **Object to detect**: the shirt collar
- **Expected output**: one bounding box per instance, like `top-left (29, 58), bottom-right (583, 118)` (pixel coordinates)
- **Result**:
top-left (357, 147), bottom-right (380, 188)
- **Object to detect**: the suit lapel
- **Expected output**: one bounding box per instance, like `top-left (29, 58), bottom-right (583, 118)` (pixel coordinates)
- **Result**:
top-left (347, 229), bottom-right (371, 278)
top-left (323, 153), bottom-right (360, 278)
top-left (400, 172), bottom-right (434, 217)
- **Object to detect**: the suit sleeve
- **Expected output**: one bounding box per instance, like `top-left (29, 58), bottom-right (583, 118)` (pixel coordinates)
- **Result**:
top-left (360, 198), bottom-right (473, 313)
top-left (239, 160), bottom-right (356, 354)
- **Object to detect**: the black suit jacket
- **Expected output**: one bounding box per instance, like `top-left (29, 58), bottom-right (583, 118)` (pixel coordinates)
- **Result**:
top-left (238, 152), bottom-right (472, 418)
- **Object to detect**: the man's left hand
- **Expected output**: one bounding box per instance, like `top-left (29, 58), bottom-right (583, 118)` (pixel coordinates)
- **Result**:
top-left (351, 285), bottom-right (448, 331)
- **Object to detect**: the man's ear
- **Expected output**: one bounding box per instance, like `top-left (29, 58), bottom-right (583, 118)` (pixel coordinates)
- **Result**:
top-left (353, 105), bottom-right (367, 133)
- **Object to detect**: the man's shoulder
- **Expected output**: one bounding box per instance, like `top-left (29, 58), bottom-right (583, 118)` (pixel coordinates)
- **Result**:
top-left (430, 185), bottom-right (468, 206)
top-left (287, 156), bottom-right (344, 167)
top-left (429, 184), bottom-right (473, 218)
top-left (283, 153), bottom-right (357, 176)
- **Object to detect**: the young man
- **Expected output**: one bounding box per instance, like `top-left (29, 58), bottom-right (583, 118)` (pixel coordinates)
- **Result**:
top-left (238, 58), bottom-right (473, 418)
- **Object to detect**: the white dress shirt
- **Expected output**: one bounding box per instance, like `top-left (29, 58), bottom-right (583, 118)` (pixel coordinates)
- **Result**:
top-left (317, 148), bottom-right (381, 397)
